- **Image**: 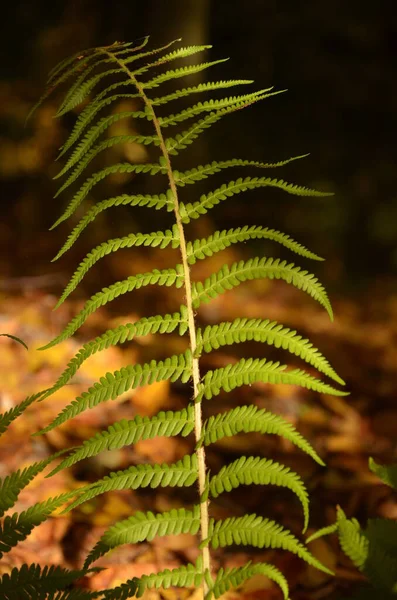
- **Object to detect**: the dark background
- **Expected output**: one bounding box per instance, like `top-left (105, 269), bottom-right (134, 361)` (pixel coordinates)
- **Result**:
top-left (1, 0), bottom-right (396, 294)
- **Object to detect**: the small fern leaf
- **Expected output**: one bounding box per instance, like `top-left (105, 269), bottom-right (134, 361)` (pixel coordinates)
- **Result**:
top-left (54, 227), bottom-right (179, 303)
top-left (0, 333), bottom-right (28, 349)
top-left (369, 458), bottom-right (397, 490)
top-left (181, 176), bottom-right (332, 222)
top-left (0, 393), bottom-right (42, 437)
top-left (135, 559), bottom-right (204, 598)
top-left (143, 59), bottom-right (229, 90)
top-left (192, 257), bottom-right (333, 319)
top-left (52, 162), bottom-right (165, 227)
top-left (64, 454), bottom-right (198, 512)
top-left (47, 406), bottom-right (194, 475)
top-left (39, 265), bottom-right (184, 348)
top-left (40, 308), bottom-right (188, 399)
top-left (204, 514), bottom-right (332, 574)
top-left (199, 404), bottom-right (324, 465)
top-left (187, 226), bottom-right (322, 264)
top-left (198, 358), bottom-right (345, 402)
top-left (195, 318), bottom-right (343, 384)
top-left (151, 79), bottom-right (255, 106)
top-left (175, 154), bottom-right (309, 186)
top-left (84, 505), bottom-right (201, 567)
top-left (306, 522), bottom-right (339, 543)
top-left (208, 562), bottom-right (289, 600)
top-left (208, 456), bottom-right (309, 531)
top-left (37, 351), bottom-right (192, 434)
top-left (54, 192), bottom-right (174, 257)
top-left (166, 90), bottom-right (284, 155)
top-left (0, 564), bottom-right (95, 600)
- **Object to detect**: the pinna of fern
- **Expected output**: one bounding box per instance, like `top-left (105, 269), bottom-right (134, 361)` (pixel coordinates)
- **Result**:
top-left (27, 36), bottom-right (347, 598)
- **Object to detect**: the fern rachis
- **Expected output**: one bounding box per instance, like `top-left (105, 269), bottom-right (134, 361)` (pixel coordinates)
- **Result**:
top-left (27, 37), bottom-right (347, 598)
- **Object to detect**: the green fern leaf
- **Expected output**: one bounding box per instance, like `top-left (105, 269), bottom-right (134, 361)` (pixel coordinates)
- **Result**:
top-left (53, 192), bottom-right (174, 258)
top-left (39, 309), bottom-right (188, 399)
top-left (54, 226), bottom-right (179, 303)
top-left (84, 505), bottom-right (201, 567)
top-left (175, 154), bottom-right (309, 186)
top-left (198, 357), bottom-right (345, 402)
top-left (39, 265), bottom-right (184, 348)
top-left (208, 562), bottom-right (289, 600)
top-left (150, 79), bottom-right (256, 106)
top-left (180, 176), bottom-right (332, 222)
top-left (199, 404), bottom-right (324, 465)
top-left (203, 514), bottom-right (331, 574)
top-left (369, 458), bottom-right (397, 490)
top-left (187, 226), bottom-right (322, 264)
top-left (208, 456), bottom-right (309, 531)
top-left (143, 59), bottom-right (229, 90)
top-left (47, 406), bottom-right (194, 476)
top-left (192, 257), bottom-right (333, 319)
top-left (306, 522), bottom-right (339, 543)
top-left (195, 318), bottom-right (343, 384)
top-left (37, 351), bottom-right (192, 434)
top-left (0, 393), bottom-right (42, 437)
top-left (64, 454), bottom-right (198, 512)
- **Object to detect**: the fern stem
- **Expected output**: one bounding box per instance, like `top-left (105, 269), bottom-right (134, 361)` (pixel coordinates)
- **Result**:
top-left (103, 49), bottom-right (212, 592)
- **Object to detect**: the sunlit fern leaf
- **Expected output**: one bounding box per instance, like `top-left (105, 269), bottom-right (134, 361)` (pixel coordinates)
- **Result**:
top-left (47, 406), bottom-right (194, 476)
top-left (84, 506), bottom-right (201, 567)
top-left (0, 564), bottom-right (97, 600)
top-left (150, 79), bottom-right (256, 106)
top-left (165, 90), bottom-right (285, 155)
top-left (0, 393), bottom-right (43, 437)
top-left (52, 161), bottom-right (166, 227)
top-left (207, 456), bottom-right (309, 531)
top-left (187, 226), bottom-right (323, 264)
top-left (159, 89), bottom-right (273, 127)
top-left (142, 59), bottom-right (230, 90)
top-left (208, 562), bottom-right (289, 600)
top-left (198, 358), bottom-right (345, 402)
top-left (0, 450), bottom-right (66, 517)
top-left (203, 514), bottom-right (332, 574)
top-left (192, 258), bottom-right (333, 319)
top-left (369, 458), bottom-right (397, 490)
top-left (195, 318), bottom-right (343, 384)
top-left (54, 226), bottom-right (180, 304)
top-left (180, 177), bottom-right (332, 223)
top-left (175, 154), bottom-right (309, 186)
top-left (39, 309), bottom-right (188, 399)
top-left (37, 351), bottom-right (192, 435)
top-left (39, 265), bottom-right (184, 348)
top-left (199, 405), bottom-right (324, 465)
top-left (54, 191), bottom-right (175, 257)
top-left (306, 522), bottom-right (338, 543)
top-left (0, 491), bottom-right (80, 558)
top-left (64, 454), bottom-right (198, 512)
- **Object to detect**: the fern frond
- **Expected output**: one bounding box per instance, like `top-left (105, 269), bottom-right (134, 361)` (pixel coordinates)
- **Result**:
top-left (39, 265), bottom-right (184, 348)
top-left (52, 162), bottom-right (166, 228)
top-left (198, 358), bottom-right (345, 402)
top-left (160, 90), bottom-right (273, 127)
top-left (192, 258), bottom-right (333, 319)
top-left (40, 308), bottom-right (188, 399)
top-left (175, 154), bottom-right (309, 186)
top-left (0, 564), bottom-right (95, 600)
top-left (207, 456), bottom-right (309, 531)
top-left (187, 226), bottom-right (322, 264)
top-left (199, 404), bottom-right (324, 465)
top-left (54, 226), bottom-right (179, 304)
top-left (53, 191), bottom-right (174, 257)
top-left (369, 458), bottom-right (397, 490)
top-left (48, 406), bottom-right (194, 476)
top-left (84, 506), bottom-right (201, 567)
top-left (195, 318), bottom-right (343, 384)
top-left (150, 79), bottom-right (256, 106)
top-left (203, 514), bottom-right (332, 574)
top-left (306, 522), bottom-right (338, 543)
top-left (0, 393), bottom-right (42, 436)
top-left (37, 351), bottom-right (192, 434)
top-left (180, 176), bottom-right (332, 222)
top-left (208, 562), bottom-right (289, 600)
top-left (64, 454), bottom-right (198, 512)
top-left (142, 59), bottom-right (229, 90)
top-left (165, 90), bottom-right (284, 155)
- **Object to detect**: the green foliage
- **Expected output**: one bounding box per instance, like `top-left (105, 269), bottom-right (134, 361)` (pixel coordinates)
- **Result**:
top-left (24, 36), bottom-right (346, 598)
